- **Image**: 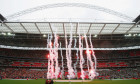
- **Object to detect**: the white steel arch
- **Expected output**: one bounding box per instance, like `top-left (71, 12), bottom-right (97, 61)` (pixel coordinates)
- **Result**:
top-left (6, 3), bottom-right (134, 21)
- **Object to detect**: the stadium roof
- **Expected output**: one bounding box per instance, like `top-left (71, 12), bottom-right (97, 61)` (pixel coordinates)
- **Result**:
top-left (0, 22), bottom-right (139, 35)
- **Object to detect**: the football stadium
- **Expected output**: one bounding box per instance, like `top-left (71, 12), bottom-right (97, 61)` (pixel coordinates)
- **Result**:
top-left (0, 0), bottom-right (140, 84)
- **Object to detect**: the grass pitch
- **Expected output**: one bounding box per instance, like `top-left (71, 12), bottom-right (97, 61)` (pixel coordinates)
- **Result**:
top-left (0, 79), bottom-right (140, 84)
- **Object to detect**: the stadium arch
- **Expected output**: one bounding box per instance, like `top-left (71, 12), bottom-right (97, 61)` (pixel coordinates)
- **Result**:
top-left (6, 3), bottom-right (133, 21)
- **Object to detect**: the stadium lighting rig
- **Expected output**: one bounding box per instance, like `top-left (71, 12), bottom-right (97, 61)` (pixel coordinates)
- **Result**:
top-left (93, 35), bottom-right (98, 37)
top-left (43, 34), bottom-right (47, 37)
top-left (0, 32), bottom-right (15, 36)
top-left (124, 33), bottom-right (140, 37)
top-left (124, 34), bottom-right (132, 37)
top-left (7, 32), bottom-right (15, 36)
top-left (0, 32), bottom-right (6, 35)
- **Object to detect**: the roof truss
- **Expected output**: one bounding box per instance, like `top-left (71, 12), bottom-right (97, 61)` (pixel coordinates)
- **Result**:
top-left (0, 22), bottom-right (139, 35)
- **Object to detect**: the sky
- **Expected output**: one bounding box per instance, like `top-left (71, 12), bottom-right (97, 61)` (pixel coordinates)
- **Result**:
top-left (0, 0), bottom-right (140, 22)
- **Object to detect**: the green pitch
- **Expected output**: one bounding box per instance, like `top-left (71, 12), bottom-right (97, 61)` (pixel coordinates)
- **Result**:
top-left (0, 79), bottom-right (140, 84)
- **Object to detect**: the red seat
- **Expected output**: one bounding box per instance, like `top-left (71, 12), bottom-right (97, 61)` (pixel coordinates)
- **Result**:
top-left (108, 62), bottom-right (116, 65)
top-left (118, 62), bottom-right (125, 65)
top-left (24, 62), bottom-right (31, 64)
top-left (13, 62), bottom-right (21, 64)
top-left (34, 63), bottom-right (42, 65)
top-left (98, 65), bottom-right (108, 67)
top-left (119, 65), bottom-right (128, 67)
top-left (110, 65), bottom-right (118, 67)
top-left (11, 64), bottom-right (20, 66)
top-left (31, 65), bottom-right (42, 67)
top-left (21, 65), bottom-right (30, 67)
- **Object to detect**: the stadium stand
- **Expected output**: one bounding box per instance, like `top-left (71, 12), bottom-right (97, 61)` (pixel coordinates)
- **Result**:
top-left (0, 34), bottom-right (140, 79)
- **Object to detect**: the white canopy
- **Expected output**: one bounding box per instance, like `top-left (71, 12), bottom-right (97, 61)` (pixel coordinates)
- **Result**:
top-left (0, 22), bottom-right (139, 35)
